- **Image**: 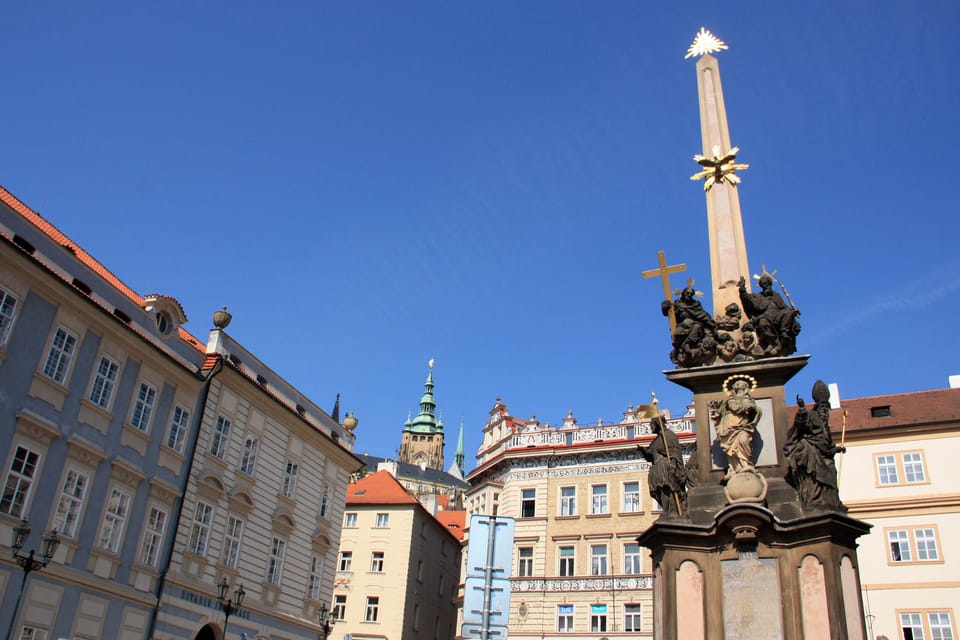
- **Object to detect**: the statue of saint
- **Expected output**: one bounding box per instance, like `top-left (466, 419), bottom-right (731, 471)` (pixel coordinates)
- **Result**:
top-left (784, 380), bottom-right (846, 511)
top-left (639, 414), bottom-right (688, 517)
top-left (662, 284), bottom-right (717, 367)
top-left (710, 375), bottom-right (762, 479)
top-left (738, 274), bottom-right (801, 356)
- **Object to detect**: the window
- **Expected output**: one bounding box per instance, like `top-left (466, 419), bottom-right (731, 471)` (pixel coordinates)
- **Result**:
top-left (375, 513), bottom-right (389, 528)
top-left (591, 604), bottom-right (608, 632)
top-left (42, 326), bottom-right (78, 383)
top-left (370, 551), bottom-right (385, 572)
top-left (521, 488), bottom-right (536, 518)
top-left (267, 537), bottom-right (286, 584)
top-left (624, 542), bottom-right (642, 574)
top-left (413, 603), bottom-right (420, 631)
top-left (332, 595), bottom-right (347, 621)
top-left (417, 559), bottom-right (424, 582)
top-left (53, 468), bottom-right (89, 538)
top-left (928, 611), bottom-right (955, 640)
top-left (139, 506), bottom-right (168, 567)
top-left (590, 544), bottom-right (608, 575)
top-left (189, 501), bottom-right (214, 555)
top-left (0, 285), bottom-right (18, 346)
top-left (559, 545), bottom-right (575, 576)
top-left (98, 488), bottom-right (131, 552)
top-left (591, 484), bottom-right (608, 514)
top-left (319, 485), bottom-right (329, 517)
top-left (900, 612), bottom-right (926, 640)
top-left (560, 486), bottom-right (576, 516)
top-left (557, 605), bottom-right (574, 632)
top-left (18, 626), bottom-right (47, 640)
top-left (365, 596), bottom-right (380, 622)
top-left (344, 512), bottom-right (358, 528)
top-left (624, 604), bottom-right (643, 632)
top-left (338, 551), bottom-right (353, 572)
top-left (239, 436), bottom-right (259, 475)
top-left (222, 516), bottom-right (244, 568)
top-left (282, 461), bottom-right (299, 497)
top-left (1, 445), bottom-right (40, 517)
top-left (518, 547), bottom-right (533, 577)
top-left (130, 382), bottom-right (158, 431)
top-left (876, 451), bottom-right (929, 486)
top-left (308, 556), bottom-right (324, 600)
top-left (210, 416), bottom-right (231, 459)
top-left (888, 526), bottom-right (942, 564)
top-left (89, 355), bottom-right (120, 408)
top-left (623, 481), bottom-right (641, 512)
top-left (166, 405), bottom-right (190, 453)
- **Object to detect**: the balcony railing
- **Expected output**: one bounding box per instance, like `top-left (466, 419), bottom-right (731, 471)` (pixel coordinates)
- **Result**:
top-left (510, 575), bottom-right (653, 592)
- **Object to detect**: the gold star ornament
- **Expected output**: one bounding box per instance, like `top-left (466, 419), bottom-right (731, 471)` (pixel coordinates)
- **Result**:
top-left (690, 145), bottom-right (749, 190)
top-left (685, 28), bottom-right (728, 59)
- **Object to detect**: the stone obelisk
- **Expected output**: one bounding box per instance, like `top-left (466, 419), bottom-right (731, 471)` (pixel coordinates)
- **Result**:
top-left (692, 42), bottom-right (752, 317)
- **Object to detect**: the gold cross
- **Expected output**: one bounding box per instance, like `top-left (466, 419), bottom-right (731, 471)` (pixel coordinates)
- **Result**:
top-left (642, 251), bottom-right (686, 336)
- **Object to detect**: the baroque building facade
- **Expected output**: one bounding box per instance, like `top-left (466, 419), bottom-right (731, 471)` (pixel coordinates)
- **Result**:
top-left (0, 184), bottom-right (360, 640)
top-left (462, 399), bottom-right (696, 639)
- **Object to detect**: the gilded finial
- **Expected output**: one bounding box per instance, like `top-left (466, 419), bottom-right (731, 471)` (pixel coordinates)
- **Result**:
top-left (690, 145), bottom-right (749, 190)
top-left (685, 27), bottom-right (728, 59)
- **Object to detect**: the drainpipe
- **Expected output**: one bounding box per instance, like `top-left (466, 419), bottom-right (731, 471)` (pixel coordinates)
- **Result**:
top-left (146, 355), bottom-right (224, 639)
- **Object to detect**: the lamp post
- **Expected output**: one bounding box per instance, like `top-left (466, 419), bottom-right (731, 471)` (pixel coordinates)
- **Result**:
top-left (216, 577), bottom-right (245, 640)
top-left (5, 519), bottom-right (60, 640)
top-left (318, 603), bottom-right (334, 640)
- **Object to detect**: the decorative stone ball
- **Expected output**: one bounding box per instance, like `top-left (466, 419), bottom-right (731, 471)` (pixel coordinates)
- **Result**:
top-left (342, 412), bottom-right (358, 432)
top-left (724, 471), bottom-right (768, 504)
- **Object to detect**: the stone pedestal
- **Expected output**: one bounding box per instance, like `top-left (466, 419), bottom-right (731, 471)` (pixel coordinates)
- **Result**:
top-left (639, 357), bottom-right (872, 639)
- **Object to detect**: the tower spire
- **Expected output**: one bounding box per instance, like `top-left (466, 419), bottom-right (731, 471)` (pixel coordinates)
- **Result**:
top-left (454, 417), bottom-right (465, 472)
top-left (687, 28), bottom-right (753, 316)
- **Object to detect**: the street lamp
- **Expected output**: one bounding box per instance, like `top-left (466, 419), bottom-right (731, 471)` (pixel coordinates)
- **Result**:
top-left (216, 577), bottom-right (245, 640)
top-left (318, 603), bottom-right (334, 640)
top-left (5, 519), bottom-right (60, 640)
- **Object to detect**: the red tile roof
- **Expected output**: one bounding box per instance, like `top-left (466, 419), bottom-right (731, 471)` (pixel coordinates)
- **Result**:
top-left (787, 387), bottom-right (960, 436)
top-left (435, 509), bottom-right (466, 541)
top-left (0, 184), bottom-right (205, 354)
top-left (347, 470), bottom-right (419, 506)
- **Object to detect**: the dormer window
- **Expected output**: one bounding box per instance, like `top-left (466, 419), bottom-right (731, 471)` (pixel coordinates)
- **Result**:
top-left (144, 295), bottom-right (187, 339)
top-left (870, 406), bottom-right (891, 418)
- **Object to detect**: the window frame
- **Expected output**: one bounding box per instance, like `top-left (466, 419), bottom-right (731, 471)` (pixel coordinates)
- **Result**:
top-left (189, 500), bottom-right (215, 556)
top-left (266, 537), bottom-right (286, 585)
top-left (239, 436), bottom-right (259, 475)
top-left (1, 444), bottom-right (41, 518)
top-left (52, 467), bottom-right (89, 538)
top-left (874, 450), bottom-right (930, 487)
top-left (590, 604), bottom-right (608, 633)
top-left (365, 596), bottom-right (380, 622)
top-left (623, 542), bottom-right (642, 574)
top-left (166, 405), bottom-right (190, 453)
top-left (338, 550), bottom-right (353, 572)
top-left (139, 505), bottom-right (168, 568)
top-left (624, 603), bottom-right (643, 632)
top-left (210, 415), bottom-right (232, 459)
top-left (898, 609), bottom-right (957, 640)
top-left (307, 556), bottom-right (324, 600)
top-left (622, 480), bottom-right (641, 513)
top-left (517, 546), bottom-right (534, 577)
top-left (0, 284), bottom-right (19, 346)
top-left (97, 486), bottom-right (132, 553)
top-left (344, 512), bottom-right (358, 528)
top-left (332, 594), bottom-right (347, 621)
top-left (41, 325), bottom-right (78, 384)
top-left (129, 380), bottom-right (158, 432)
top-left (590, 483), bottom-right (609, 515)
top-left (558, 545), bottom-right (575, 577)
top-left (557, 605), bottom-right (574, 632)
top-left (375, 513), bottom-right (389, 528)
top-left (222, 515), bottom-right (244, 569)
top-left (559, 485), bottom-right (576, 517)
top-left (520, 488), bottom-right (536, 518)
top-left (370, 551), bottom-right (385, 573)
top-left (590, 543), bottom-right (608, 576)
top-left (88, 354), bottom-right (120, 409)
top-left (886, 525), bottom-right (943, 565)
top-left (282, 460), bottom-right (299, 498)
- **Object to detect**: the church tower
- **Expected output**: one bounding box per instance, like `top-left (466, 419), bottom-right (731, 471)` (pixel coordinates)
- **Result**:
top-left (398, 360), bottom-right (445, 470)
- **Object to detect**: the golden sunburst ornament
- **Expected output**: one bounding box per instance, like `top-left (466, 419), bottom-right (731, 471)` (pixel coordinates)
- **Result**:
top-left (685, 27), bottom-right (728, 59)
top-left (690, 145), bottom-right (749, 190)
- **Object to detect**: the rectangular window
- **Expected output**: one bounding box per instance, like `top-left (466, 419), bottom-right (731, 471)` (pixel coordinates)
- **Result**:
top-left (903, 452), bottom-right (926, 483)
top-left (591, 484), bottom-right (608, 514)
top-left (344, 512), bottom-right (358, 528)
top-left (320, 485), bottom-right (329, 517)
top-left (267, 537), bottom-right (286, 584)
top-left (557, 605), bottom-right (574, 632)
top-left (189, 501), bottom-right (214, 555)
top-left (53, 468), bottom-right (89, 538)
top-left (0, 286), bottom-right (18, 346)
top-left (624, 604), bottom-right (643, 632)
top-left (928, 611), bottom-right (954, 640)
top-left (518, 547), bottom-right (533, 577)
top-left (129, 382), bottom-right (158, 431)
top-left (332, 594), bottom-right (347, 621)
top-left (338, 551), bottom-right (352, 572)
top-left (915, 528), bottom-right (940, 561)
top-left (239, 436), bottom-right (259, 475)
top-left (98, 488), bottom-right (131, 552)
top-left (18, 626), bottom-right (47, 640)
top-left (876, 454), bottom-right (899, 485)
top-left (559, 545), bottom-right (575, 576)
top-left (139, 506), bottom-right (168, 567)
top-left (166, 405), bottom-right (190, 453)
top-left (623, 481), bottom-right (641, 513)
top-left (901, 612), bottom-right (925, 640)
top-left (624, 542), bottom-right (642, 574)
top-left (222, 516), bottom-right (244, 569)
top-left (308, 556), bottom-right (324, 600)
top-left (282, 460), bottom-right (299, 497)
top-left (376, 513), bottom-right (389, 528)
top-left (42, 326), bottom-right (78, 383)
top-left (371, 551), bottom-right (385, 572)
top-left (210, 416), bottom-right (231, 459)
top-left (889, 529), bottom-right (912, 562)
top-left (89, 355), bottom-right (120, 408)
top-left (1, 445), bottom-right (41, 517)
top-left (591, 604), bottom-right (608, 632)
top-left (365, 596), bottom-right (380, 622)
top-left (521, 488), bottom-right (536, 518)
top-left (590, 544), bottom-right (608, 575)
top-left (560, 486), bottom-right (576, 516)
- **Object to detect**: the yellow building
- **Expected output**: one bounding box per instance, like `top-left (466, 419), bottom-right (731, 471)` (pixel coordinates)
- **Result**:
top-left (463, 399), bottom-right (695, 639)
top-left (829, 385), bottom-right (960, 640)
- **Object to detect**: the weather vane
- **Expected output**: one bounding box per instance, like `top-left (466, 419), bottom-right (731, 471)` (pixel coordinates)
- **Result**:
top-left (685, 27), bottom-right (728, 59)
top-left (690, 145), bottom-right (749, 190)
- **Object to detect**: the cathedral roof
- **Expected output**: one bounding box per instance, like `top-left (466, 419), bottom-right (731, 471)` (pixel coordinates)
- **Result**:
top-left (357, 454), bottom-right (470, 490)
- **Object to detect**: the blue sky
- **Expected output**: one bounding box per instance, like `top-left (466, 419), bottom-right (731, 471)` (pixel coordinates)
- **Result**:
top-left (2, 2), bottom-right (958, 468)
